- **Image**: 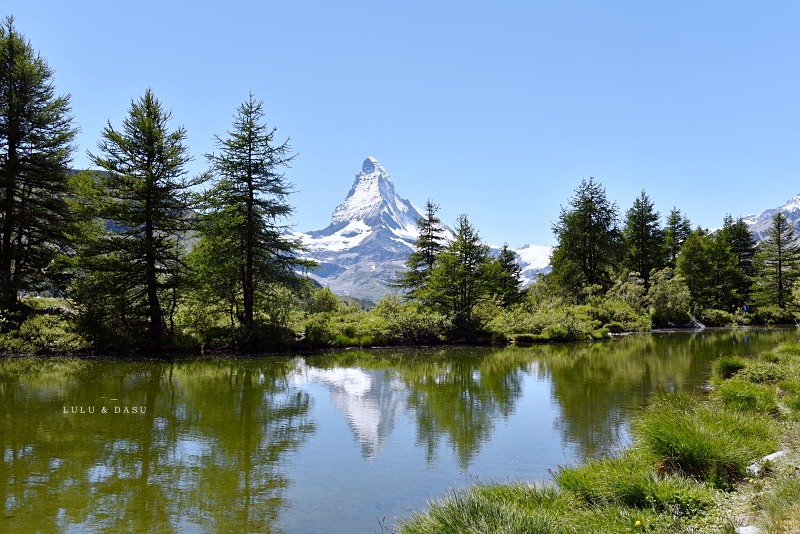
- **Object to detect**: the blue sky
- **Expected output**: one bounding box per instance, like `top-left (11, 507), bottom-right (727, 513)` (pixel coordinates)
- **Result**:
top-left (6, 1), bottom-right (800, 246)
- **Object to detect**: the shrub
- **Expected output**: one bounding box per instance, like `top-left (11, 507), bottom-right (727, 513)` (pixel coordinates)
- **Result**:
top-left (603, 322), bottom-right (624, 334)
top-left (736, 362), bottom-right (786, 384)
top-left (0, 314), bottom-right (90, 354)
top-left (590, 328), bottom-right (610, 340)
top-left (698, 309), bottom-right (735, 327)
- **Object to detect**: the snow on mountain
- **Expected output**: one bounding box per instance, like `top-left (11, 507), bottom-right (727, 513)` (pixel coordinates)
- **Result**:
top-left (293, 157), bottom-right (426, 301)
top-left (514, 244), bottom-right (553, 285)
top-left (744, 193), bottom-right (800, 240)
top-left (294, 157), bottom-right (553, 302)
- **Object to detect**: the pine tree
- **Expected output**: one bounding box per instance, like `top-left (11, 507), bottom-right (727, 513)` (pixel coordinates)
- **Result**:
top-left (676, 229), bottom-right (712, 312)
top-left (718, 214), bottom-right (756, 305)
top-left (489, 244), bottom-right (524, 307)
top-left (622, 190), bottom-right (665, 290)
top-left (0, 17), bottom-right (77, 310)
top-left (550, 177), bottom-right (621, 301)
top-left (203, 93), bottom-right (312, 326)
top-left (424, 214), bottom-right (491, 334)
top-left (84, 89), bottom-right (203, 342)
top-left (396, 199), bottom-right (446, 299)
top-left (753, 212), bottom-right (800, 309)
top-left (664, 207), bottom-right (692, 267)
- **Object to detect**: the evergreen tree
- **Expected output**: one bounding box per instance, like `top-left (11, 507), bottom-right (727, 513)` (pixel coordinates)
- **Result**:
top-left (664, 207), bottom-right (692, 267)
top-left (705, 231), bottom-right (739, 310)
top-left (488, 244), bottom-right (524, 307)
top-left (675, 229), bottom-right (712, 312)
top-left (0, 17), bottom-right (77, 311)
top-left (424, 214), bottom-right (491, 334)
top-left (753, 212), bottom-right (800, 309)
top-left (84, 89), bottom-right (203, 342)
top-left (676, 228), bottom-right (739, 311)
top-left (203, 93), bottom-right (312, 326)
top-left (396, 199), bottom-right (446, 299)
top-left (550, 177), bottom-right (621, 301)
top-left (622, 190), bottom-right (665, 290)
top-left (718, 214), bottom-right (757, 304)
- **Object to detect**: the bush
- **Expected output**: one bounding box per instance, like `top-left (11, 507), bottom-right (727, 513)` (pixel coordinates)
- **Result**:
top-left (736, 362), bottom-right (787, 384)
top-left (698, 309), bottom-right (735, 327)
top-left (0, 314), bottom-right (90, 354)
top-left (603, 322), bottom-right (624, 334)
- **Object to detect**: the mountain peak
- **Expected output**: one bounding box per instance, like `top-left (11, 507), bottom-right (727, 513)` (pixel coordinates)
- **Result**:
top-left (329, 157), bottom-right (418, 230)
top-left (362, 156), bottom-right (382, 174)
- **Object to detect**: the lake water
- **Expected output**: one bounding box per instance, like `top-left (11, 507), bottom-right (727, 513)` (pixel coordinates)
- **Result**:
top-left (1, 329), bottom-right (795, 533)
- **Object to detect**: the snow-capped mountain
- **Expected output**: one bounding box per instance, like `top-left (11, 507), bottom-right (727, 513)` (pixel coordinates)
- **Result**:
top-left (294, 157), bottom-right (553, 302)
top-left (743, 193), bottom-right (800, 240)
top-left (292, 157), bottom-right (425, 301)
top-left (514, 244), bottom-right (553, 285)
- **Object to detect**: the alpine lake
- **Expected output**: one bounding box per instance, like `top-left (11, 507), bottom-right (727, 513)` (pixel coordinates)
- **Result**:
top-left (2, 328), bottom-right (796, 533)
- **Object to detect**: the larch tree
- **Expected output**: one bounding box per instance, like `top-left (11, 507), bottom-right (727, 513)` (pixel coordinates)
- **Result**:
top-left (489, 244), bottom-right (524, 307)
top-left (550, 177), bottom-right (621, 301)
top-left (0, 16), bottom-right (77, 311)
top-left (718, 214), bottom-right (757, 305)
top-left (753, 212), bottom-right (800, 309)
top-left (396, 199), bottom-right (447, 299)
top-left (203, 93), bottom-right (311, 326)
top-left (84, 89), bottom-right (202, 343)
top-left (424, 213), bottom-right (491, 334)
top-left (664, 207), bottom-right (692, 267)
top-left (622, 190), bottom-right (665, 291)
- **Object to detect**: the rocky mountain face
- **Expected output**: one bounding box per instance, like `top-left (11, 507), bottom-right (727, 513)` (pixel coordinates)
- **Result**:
top-left (292, 157), bottom-right (425, 302)
top-left (743, 194), bottom-right (800, 240)
top-left (294, 157), bottom-right (553, 303)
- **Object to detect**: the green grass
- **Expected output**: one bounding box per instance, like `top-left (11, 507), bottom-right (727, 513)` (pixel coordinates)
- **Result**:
top-left (634, 392), bottom-right (779, 489)
top-left (717, 379), bottom-right (779, 414)
top-left (400, 342), bottom-right (800, 534)
top-left (712, 356), bottom-right (747, 380)
top-left (555, 451), bottom-right (715, 515)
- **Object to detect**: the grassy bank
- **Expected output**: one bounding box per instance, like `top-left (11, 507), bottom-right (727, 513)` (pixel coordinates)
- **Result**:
top-left (397, 340), bottom-right (800, 533)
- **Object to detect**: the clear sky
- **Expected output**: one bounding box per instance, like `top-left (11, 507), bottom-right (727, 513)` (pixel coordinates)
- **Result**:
top-left (5, 1), bottom-right (800, 246)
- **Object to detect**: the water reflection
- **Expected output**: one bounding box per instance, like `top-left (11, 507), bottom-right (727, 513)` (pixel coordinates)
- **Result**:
top-left (1, 329), bottom-right (794, 532)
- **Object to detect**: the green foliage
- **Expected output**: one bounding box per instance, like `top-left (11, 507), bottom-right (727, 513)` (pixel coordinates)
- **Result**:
top-left (713, 356), bottom-right (747, 379)
top-left (486, 244), bottom-right (524, 307)
top-left (622, 190), bottom-right (666, 291)
top-left (0, 16), bottom-right (78, 311)
top-left (719, 215), bottom-right (757, 303)
top-left (398, 485), bottom-right (569, 534)
top-left (736, 361), bottom-right (787, 384)
top-left (698, 308), bottom-right (736, 327)
top-left (78, 89), bottom-right (203, 344)
top-left (303, 295), bottom-right (451, 348)
top-left (550, 177), bottom-right (621, 301)
top-left (753, 211), bottom-right (800, 309)
top-left (201, 93), bottom-right (311, 326)
top-left (717, 379), bottom-right (778, 414)
top-left (664, 208), bottom-right (692, 267)
top-left (0, 314), bottom-right (90, 354)
top-left (556, 451), bottom-right (715, 515)
top-left (422, 214), bottom-right (493, 336)
top-left (604, 322), bottom-right (625, 334)
top-left (395, 199), bottom-right (447, 299)
top-left (634, 392), bottom-right (779, 489)
top-left (647, 267), bottom-right (692, 327)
